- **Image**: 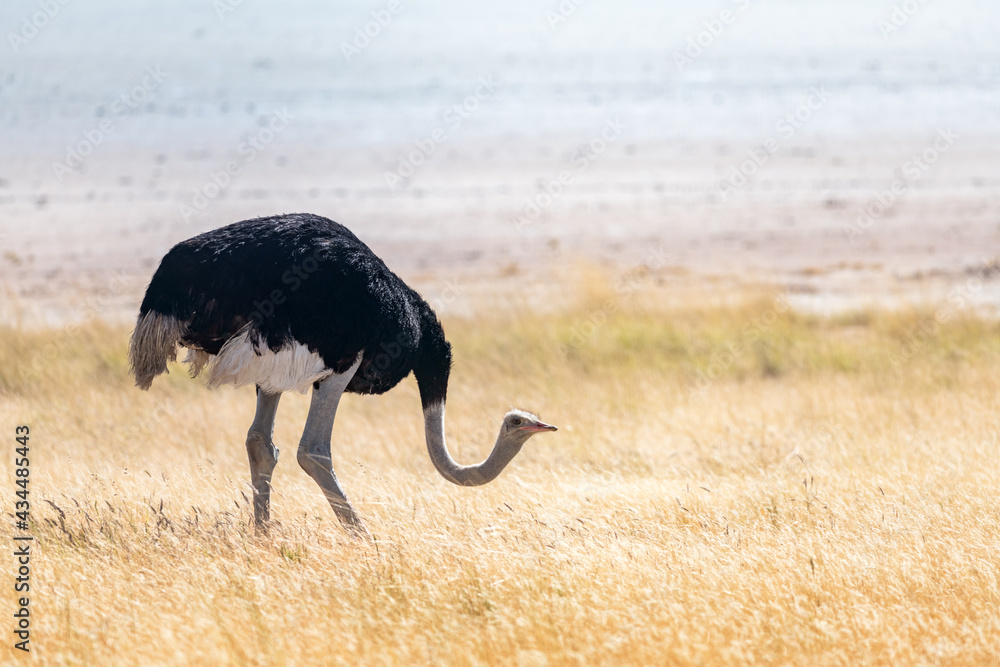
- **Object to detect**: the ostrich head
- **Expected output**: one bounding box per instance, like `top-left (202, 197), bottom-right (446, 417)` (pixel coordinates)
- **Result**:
top-left (422, 405), bottom-right (557, 487)
top-left (501, 409), bottom-right (558, 443)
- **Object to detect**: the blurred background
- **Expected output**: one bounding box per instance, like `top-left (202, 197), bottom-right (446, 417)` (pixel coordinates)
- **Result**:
top-left (2, 0), bottom-right (999, 323)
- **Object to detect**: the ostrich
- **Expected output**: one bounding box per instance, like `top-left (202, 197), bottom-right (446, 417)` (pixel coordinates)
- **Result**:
top-left (128, 213), bottom-right (557, 537)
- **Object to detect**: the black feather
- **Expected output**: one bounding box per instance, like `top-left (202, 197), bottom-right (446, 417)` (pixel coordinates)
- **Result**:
top-left (137, 213), bottom-right (451, 402)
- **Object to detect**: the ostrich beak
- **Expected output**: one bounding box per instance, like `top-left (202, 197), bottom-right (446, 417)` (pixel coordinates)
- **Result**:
top-left (523, 421), bottom-right (558, 433)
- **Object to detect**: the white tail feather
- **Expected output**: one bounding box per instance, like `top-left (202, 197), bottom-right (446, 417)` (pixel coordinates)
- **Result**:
top-left (128, 312), bottom-right (186, 390)
top-left (130, 314), bottom-right (334, 393)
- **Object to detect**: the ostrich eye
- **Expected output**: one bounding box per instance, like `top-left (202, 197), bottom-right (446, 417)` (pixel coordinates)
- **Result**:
top-left (511, 418), bottom-right (523, 426)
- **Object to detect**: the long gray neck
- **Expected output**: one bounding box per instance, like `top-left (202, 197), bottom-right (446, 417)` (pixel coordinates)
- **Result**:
top-left (423, 402), bottom-right (522, 486)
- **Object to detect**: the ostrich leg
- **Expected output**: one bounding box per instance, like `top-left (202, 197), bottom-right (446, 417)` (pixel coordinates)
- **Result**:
top-left (296, 356), bottom-right (370, 538)
top-left (245, 387), bottom-right (282, 529)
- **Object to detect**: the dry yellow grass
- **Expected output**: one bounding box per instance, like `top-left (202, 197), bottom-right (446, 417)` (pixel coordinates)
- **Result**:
top-left (1, 272), bottom-right (999, 665)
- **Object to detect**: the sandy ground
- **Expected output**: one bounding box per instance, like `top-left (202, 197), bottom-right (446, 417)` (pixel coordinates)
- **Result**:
top-left (1, 131), bottom-right (999, 326)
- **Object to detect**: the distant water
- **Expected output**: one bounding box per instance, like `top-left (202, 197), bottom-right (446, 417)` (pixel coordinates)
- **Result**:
top-left (2, 0), bottom-right (998, 158)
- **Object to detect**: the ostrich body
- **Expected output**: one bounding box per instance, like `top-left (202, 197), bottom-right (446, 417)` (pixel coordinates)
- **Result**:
top-left (128, 214), bottom-right (556, 536)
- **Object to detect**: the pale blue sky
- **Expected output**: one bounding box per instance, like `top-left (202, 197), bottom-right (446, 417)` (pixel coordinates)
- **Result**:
top-left (2, 1), bottom-right (997, 150)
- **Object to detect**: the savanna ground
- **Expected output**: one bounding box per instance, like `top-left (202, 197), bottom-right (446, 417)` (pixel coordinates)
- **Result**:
top-left (1, 269), bottom-right (999, 666)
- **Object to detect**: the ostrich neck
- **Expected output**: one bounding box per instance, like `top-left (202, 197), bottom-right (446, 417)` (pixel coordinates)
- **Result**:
top-left (423, 402), bottom-right (521, 487)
